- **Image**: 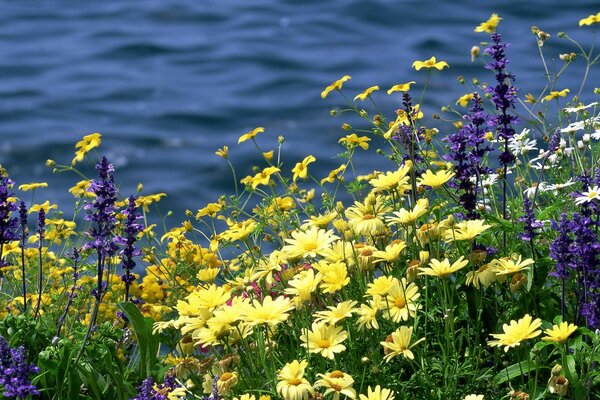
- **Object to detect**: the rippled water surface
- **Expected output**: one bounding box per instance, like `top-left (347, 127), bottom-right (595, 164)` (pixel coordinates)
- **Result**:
top-left (1, 0), bottom-right (598, 219)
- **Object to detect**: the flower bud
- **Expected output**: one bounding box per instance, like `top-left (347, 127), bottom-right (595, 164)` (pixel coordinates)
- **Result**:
top-left (470, 46), bottom-right (480, 62)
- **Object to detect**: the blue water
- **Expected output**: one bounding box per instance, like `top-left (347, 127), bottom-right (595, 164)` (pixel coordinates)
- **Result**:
top-left (1, 0), bottom-right (598, 220)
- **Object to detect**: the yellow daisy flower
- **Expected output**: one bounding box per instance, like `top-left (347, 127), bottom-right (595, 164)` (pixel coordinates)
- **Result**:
top-left (285, 268), bottom-right (321, 307)
top-left (345, 193), bottom-right (390, 236)
top-left (492, 255), bottom-right (534, 276)
top-left (356, 297), bottom-right (382, 331)
top-left (292, 155), bottom-right (316, 182)
top-left (369, 164), bottom-right (411, 193)
top-left (69, 180), bottom-right (95, 198)
top-left (386, 198), bottom-right (429, 225)
top-left (282, 226), bottom-right (339, 259)
top-left (18, 182), bottom-right (48, 192)
top-left (372, 240), bottom-right (407, 264)
top-left (488, 314), bottom-right (542, 352)
top-left (384, 277), bottom-right (420, 322)
top-left (418, 256), bottom-right (469, 279)
top-left (456, 93), bottom-right (475, 107)
top-left (277, 360), bottom-right (314, 400)
top-left (358, 386), bottom-right (395, 400)
top-left (579, 12), bottom-right (600, 26)
top-left (381, 326), bottom-right (425, 361)
top-left (474, 13), bottom-right (502, 33)
top-left (412, 56), bottom-right (449, 71)
top-left (443, 219), bottom-right (491, 242)
top-left (72, 132), bottom-right (102, 165)
top-left (542, 89), bottom-right (570, 102)
top-left (387, 81), bottom-right (416, 94)
top-left (542, 322), bottom-right (577, 343)
top-left (314, 300), bottom-right (358, 325)
top-left (314, 371), bottom-right (356, 400)
top-left (339, 134), bottom-right (370, 150)
top-left (301, 321), bottom-right (348, 359)
top-left (321, 164), bottom-right (347, 185)
top-left (354, 85), bottom-right (379, 101)
top-left (366, 275), bottom-right (396, 297)
top-left (416, 169), bottom-right (455, 189)
top-left (242, 166), bottom-right (281, 190)
top-left (238, 127), bottom-right (264, 144)
top-left (321, 75), bottom-right (351, 99)
top-left (465, 262), bottom-right (498, 289)
top-left (314, 260), bottom-right (350, 294)
top-left (242, 295), bottom-right (294, 327)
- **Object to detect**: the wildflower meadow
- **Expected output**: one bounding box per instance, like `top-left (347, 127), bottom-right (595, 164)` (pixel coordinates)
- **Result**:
top-left (2, 11), bottom-right (600, 400)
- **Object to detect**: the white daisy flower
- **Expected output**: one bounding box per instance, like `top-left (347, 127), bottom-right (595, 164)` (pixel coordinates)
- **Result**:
top-left (575, 185), bottom-right (600, 205)
top-left (564, 102), bottom-right (598, 113)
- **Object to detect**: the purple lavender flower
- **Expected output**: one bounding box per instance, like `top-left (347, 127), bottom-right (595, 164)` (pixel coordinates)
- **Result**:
top-left (444, 93), bottom-right (492, 219)
top-left (117, 196), bottom-right (144, 302)
top-left (518, 198), bottom-right (543, 241)
top-left (83, 156), bottom-right (119, 302)
top-left (0, 174), bottom-right (18, 266)
top-left (0, 336), bottom-right (40, 399)
top-left (18, 202), bottom-right (27, 312)
top-left (570, 212), bottom-right (600, 328)
top-left (131, 375), bottom-right (179, 400)
top-left (485, 32), bottom-right (519, 153)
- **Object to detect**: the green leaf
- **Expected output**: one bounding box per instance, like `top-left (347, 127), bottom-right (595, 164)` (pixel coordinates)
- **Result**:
top-left (493, 360), bottom-right (537, 385)
top-left (117, 302), bottom-right (160, 379)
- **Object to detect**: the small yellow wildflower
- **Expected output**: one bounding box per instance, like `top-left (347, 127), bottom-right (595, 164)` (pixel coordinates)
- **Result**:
top-left (579, 12), bottom-right (600, 26)
top-left (412, 56), bottom-right (449, 71)
top-left (524, 93), bottom-right (537, 103)
top-left (242, 295), bottom-right (294, 327)
top-left (18, 182), bottom-right (48, 192)
top-left (215, 146), bottom-right (229, 158)
top-left (387, 81), bottom-right (416, 94)
top-left (475, 13), bottom-right (502, 33)
top-left (321, 75), bottom-right (351, 99)
top-left (354, 86), bottom-right (379, 101)
top-left (456, 93), bottom-right (475, 107)
top-left (262, 150), bottom-right (274, 161)
top-left (29, 201), bottom-right (58, 214)
top-left (542, 89), bottom-right (570, 102)
top-left (238, 127), bottom-right (264, 144)
top-left (72, 132), bottom-right (102, 165)
top-left (339, 134), bottom-right (370, 150)
top-left (196, 202), bottom-right (223, 218)
top-left (292, 155), bottom-right (316, 182)
top-left (69, 180), bottom-right (95, 198)
top-left (542, 322), bottom-right (577, 343)
top-left (242, 166), bottom-right (280, 190)
top-left (321, 164), bottom-right (346, 185)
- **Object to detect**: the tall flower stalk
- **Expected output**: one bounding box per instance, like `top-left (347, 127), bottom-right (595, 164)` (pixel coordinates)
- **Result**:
top-left (18, 202), bottom-right (27, 313)
top-left (76, 157), bottom-right (119, 363)
top-left (0, 174), bottom-right (18, 272)
top-left (33, 208), bottom-right (45, 320)
top-left (56, 247), bottom-right (80, 338)
top-left (485, 32), bottom-right (519, 247)
top-left (83, 156), bottom-right (119, 324)
top-left (118, 196), bottom-right (143, 302)
top-left (444, 93), bottom-right (492, 219)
